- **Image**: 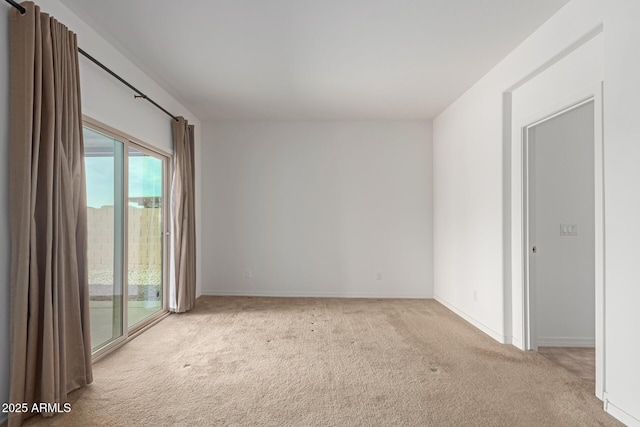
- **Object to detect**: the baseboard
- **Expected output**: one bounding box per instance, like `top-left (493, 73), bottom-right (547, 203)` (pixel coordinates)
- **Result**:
top-left (510, 336), bottom-right (523, 350)
top-left (605, 398), bottom-right (640, 427)
top-left (201, 290), bottom-right (433, 299)
top-left (537, 337), bottom-right (595, 347)
top-left (433, 294), bottom-right (508, 344)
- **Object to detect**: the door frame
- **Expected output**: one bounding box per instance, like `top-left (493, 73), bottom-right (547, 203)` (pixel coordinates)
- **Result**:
top-left (520, 83), bottom-right (604, 399)
top-left (84, 116), bottom-right (172, 361)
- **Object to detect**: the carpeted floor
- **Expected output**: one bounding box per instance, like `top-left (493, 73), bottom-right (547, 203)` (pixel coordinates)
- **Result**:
top-left (538, 347), bottom-right (596, 385)
top-left (22, 296), bottom-right (621, 426)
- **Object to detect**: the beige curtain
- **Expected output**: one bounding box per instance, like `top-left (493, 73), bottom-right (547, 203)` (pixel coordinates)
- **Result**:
top-left (8, 3), bottom-right (92, 426)
top-left (170, 117), bottom-right (196, 313)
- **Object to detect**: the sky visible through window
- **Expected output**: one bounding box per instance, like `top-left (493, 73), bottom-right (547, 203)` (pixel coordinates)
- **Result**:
top-left (84, 127), bottom-right (162, 209)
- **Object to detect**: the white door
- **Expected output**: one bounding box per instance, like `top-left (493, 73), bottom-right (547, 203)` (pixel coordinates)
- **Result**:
top-left (526, 101), bottom-right (596, 352)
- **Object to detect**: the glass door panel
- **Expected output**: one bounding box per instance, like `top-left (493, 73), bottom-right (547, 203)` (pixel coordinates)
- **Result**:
top-left (84, 128), bottom-right (124, 352)
top-left (127, 147), bottom-right (164, 328)
top-left (85, 120), bottom-right (168, 356)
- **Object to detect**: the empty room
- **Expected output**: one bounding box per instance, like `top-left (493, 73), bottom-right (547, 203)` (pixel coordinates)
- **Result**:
top-left (1, 0), bottom-right (639, 426)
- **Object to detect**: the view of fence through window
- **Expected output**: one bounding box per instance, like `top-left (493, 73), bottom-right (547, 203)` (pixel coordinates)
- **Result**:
top-left (84, 126), bottom-right (165, 352)
top-left (85, 127), bottom-right (123, 351)
top-left (127, 146), bottom-right (163, 328)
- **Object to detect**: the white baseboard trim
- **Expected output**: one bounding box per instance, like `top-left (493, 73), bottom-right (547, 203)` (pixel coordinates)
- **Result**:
top-left (537, 337), bottom-right (595, 347)
top-left (605, 398), bottom-right (640, 427)
top-left (433, 294), bottom-right (508, 344)
top-left (510, 336), bottom-right (523, 350)
top-left (200, 290), bottom-right (433, 299)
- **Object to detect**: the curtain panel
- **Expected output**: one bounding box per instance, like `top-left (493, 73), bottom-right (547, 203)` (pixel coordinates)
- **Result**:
top-left (8, 3), bottom-right (92, 426)
top-left (170, 117), bottom-right (196, 313)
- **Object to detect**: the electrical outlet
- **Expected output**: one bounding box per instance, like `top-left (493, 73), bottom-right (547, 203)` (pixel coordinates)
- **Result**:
top-left (473, 291), bottom-right (478, 302)
top-left (376, 272), bottom-right (383, 280)
top-left (244, 269), bottom-right (252, 279)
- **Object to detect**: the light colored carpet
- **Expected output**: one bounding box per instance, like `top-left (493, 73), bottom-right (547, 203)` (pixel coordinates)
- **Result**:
top-left (22, 296), bottom-right (621, 426)
top-left (538, 347), bottom-right (596, 385)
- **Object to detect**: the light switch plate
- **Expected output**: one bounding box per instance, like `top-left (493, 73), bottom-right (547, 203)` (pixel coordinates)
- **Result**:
top-left (560, 223), bottom-right (578, 236)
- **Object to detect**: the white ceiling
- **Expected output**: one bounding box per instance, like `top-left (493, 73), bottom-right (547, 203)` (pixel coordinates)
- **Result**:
top-left (61, 0), bottom-right (569, 121)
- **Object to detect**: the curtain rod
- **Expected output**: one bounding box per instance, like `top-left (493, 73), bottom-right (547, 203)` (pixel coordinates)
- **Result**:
top-left (4, 0), bottom-right (179, 121)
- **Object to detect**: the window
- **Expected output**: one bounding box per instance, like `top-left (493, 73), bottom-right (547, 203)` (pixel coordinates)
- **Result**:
top-left (84, 119), bottom-right (170, 356)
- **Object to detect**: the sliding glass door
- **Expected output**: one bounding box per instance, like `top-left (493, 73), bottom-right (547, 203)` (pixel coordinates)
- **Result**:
top-left (84, 121), bottom-right (170, 354)
top-left (85, 128), bottom-right (124, 350)
top-left (127, 147), bottom-right (165, 329)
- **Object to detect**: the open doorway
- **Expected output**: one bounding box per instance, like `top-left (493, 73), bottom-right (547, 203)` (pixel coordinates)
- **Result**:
top-left (521, 92), bottom-right (604, 398)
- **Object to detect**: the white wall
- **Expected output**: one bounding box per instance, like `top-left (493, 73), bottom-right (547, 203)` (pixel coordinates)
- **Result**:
top-left (433, 0), bottom-right (604, 346)
top-left (530, 102), bottom-right (595, 347)
top-left (1, 1), bottom-right (203, 420)
top-left (434, 0), bottom-right (640, 424)
top-left (0, 10), bottom-right (11, 425)
top-left (602, 0), bottom-right (640, 424)
top-left (202, 121), bottom-right (433, 298)
top-left (510, 34), bottom-right (603, 348)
